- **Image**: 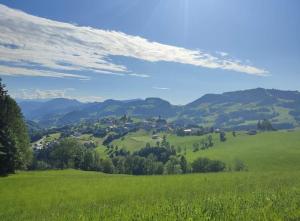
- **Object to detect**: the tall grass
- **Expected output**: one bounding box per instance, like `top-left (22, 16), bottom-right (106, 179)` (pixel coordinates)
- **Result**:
top-left (1, 170), bottom-right (300, 220)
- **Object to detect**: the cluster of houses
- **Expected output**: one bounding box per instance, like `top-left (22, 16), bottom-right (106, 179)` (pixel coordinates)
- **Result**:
top-left (32, 138), bottom-right (58, 150)
top-left (32, 114), bottom-right (261, 150)
top-left (99, 116), bottom-right (173, 135)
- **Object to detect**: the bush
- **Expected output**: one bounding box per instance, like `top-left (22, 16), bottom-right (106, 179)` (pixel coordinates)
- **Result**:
top-left (233, 159), bottom-right (247, 171)
top-left (192, 157), bottom-right (226, 173)
top-left (101, 158), bottom-right (115, 173)
top-left (30, 160), bottom-right (51, 170)
top-left (220, 132), bottom-right (226, 142)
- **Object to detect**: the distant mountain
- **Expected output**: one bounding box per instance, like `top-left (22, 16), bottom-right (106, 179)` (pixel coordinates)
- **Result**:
top-left (19, 98), bottom-right (85, 121)
top-left (18, 88), bottom-right (300, 129)
top-left (182, 88), bottom-right (300, 130)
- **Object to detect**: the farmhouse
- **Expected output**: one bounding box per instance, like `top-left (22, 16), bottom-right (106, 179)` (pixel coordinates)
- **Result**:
top-left (152, 134), bottom-right (159, 139)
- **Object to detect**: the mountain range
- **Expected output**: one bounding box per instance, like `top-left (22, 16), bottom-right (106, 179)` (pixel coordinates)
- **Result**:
top-left (18, 88), bottom-right (300, 130)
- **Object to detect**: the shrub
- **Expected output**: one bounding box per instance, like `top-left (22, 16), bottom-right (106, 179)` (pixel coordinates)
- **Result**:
top-left (233, 159), bottom-right (247, 171)
top-left (192, 157), bottom-right (226, 173)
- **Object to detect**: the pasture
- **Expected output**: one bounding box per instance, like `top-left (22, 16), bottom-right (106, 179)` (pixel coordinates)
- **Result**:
top-left (1, 170), bottom-right (300, 220)
top-left (1, 130), bottom-right (300, 220)
top-left (113, 130), bottom-right (300, 171)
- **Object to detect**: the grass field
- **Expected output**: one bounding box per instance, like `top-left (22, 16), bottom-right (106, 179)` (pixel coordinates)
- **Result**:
top-left (112, 130), bottom-right (300, 171)
top-left (1, 130), bottom-right (300, 220)
top-left (1, 170), bottom-right (300, 221)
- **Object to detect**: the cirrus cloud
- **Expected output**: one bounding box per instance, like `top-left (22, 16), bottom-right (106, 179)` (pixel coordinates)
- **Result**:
top-left (0, 4), bottom-right (268, 80)
top-left (153, 86), bottom-right (170, 90)
top-left (11, 88), bottom-right (103, 102)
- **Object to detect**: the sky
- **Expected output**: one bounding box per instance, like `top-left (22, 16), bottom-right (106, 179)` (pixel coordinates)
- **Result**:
top-left (0, 0), bottom-right (299, 104)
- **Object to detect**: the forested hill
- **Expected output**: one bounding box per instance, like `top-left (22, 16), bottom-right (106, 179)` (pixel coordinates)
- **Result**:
top-left (18, 88), bottom-right (300, 129)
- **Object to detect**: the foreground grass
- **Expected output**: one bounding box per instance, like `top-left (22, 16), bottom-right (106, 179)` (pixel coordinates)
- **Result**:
top-left (1, 170), bottom-right (300, 220)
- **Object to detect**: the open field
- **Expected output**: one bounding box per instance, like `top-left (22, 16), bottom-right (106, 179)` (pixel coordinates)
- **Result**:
top-left (2, 130), bottom-right (299, 220)
top-left (1, 170), bottom-right (300, 221)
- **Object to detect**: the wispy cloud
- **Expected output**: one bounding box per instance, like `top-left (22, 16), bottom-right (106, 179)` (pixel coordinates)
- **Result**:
top-left (11, 88), bottom-right (103, 102)
top-left (153, 86), bottom-right (170, 90)
top-left (216, 51), bottom-right (229, 57)
top-left (0, 65), bottom-right (89, 80)
top-left (129, 73), bottom-right (150, 78)
top-left (0, 4), bottom-right (268, 79)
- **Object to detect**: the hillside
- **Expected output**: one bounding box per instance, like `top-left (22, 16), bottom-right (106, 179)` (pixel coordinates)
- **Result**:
top-left (19, 88), bottom-right (300, 129)
top-left (182, 88), bottom-right (300, 130)
top-left (2, 129), bottom-right (300, 220)
top-left (111, 130), bottom-right (300, 172)
top-left (19, 98), bottom-right (84, 123)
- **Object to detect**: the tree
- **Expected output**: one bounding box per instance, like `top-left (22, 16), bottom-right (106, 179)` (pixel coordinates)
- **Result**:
top-left (101, 158), bottom-right (114, 173)
top-left (50, 138), bottom-right (81, 169)
top-left (193, 143), bottom-right (200, 152)
top-left (0, 78), bottom-right (32, 175)
top-left (257, 120), bottom-right (262, 130)
top-left (112, 156), bottom-right (126, 174)
top-left (161, 135), bottom-right (169, 148)
top-left (257, 119), bottom-right (274, 131)
top-left (179, 155), bottom-right (188, 173)
top-left (164, 156), bottom-right (182, 174)
top-left (207, 135), bottom-right (213, 147)
top-left (191, 157), bottom-right (226, 173)
top-left (220, 132), bottom-right (226, 142)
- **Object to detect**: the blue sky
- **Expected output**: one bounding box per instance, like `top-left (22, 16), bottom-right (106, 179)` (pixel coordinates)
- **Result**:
top-left (0, 0), bottom-right (299, 104)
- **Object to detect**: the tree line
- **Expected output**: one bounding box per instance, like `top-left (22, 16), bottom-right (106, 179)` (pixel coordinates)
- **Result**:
top-left (31, 136), bottom-right (227, 175)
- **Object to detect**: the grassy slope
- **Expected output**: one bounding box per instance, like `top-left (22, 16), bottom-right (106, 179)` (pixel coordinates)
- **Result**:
top-left (188, 131), bottom-right (300, 172)
top-left (112, 130), bottom-right (300, 172)
top-left (1, 170), bottom-right (300, 220)
top-left (112, 130), bottom-right (157, 152)
top-left (5, 130), bottom-right (298, 220)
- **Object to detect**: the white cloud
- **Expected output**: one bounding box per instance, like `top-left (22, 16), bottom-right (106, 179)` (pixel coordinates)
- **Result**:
top-left (129, 73), bottom-right (150, 78)
top-left (216, 51), bottom-right (228, 57)
top-left (0, 65), bottom-right (89, 80)
top-left (0, 4), bottom-right (268, 79)
top-left (11, 88), bottom-right (103, 102)
top-left (153, 86), bottom-right (170, 90)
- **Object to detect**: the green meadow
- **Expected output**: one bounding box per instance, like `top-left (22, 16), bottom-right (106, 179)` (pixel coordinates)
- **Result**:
top-left (112, 130), bottom-right (300, 171)
top-left (1, 130), bottom-right (300, 220)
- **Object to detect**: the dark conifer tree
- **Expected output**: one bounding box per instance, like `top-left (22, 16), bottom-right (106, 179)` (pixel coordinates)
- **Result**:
top-left (0, 78), bottom-right (32, 174)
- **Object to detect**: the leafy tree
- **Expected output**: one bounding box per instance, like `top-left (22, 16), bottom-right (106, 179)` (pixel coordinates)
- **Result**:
top-left (207, 135), bottom-right (214, 147)
top-left (257, 119), bottom-right (274, 131)
top-left (257, 120), bottom-right (262, 130)
top-left (101, 158), bottom-right (114, 173)
top-left (0, 78), bottom-right (32, 175)
top-left (176, 128), bottom-right (185, 136)
top-left (128, 156), bottom-right (147, 175)
top-left (193, 143), bottom-right (200, 152)
top-left (112, 156), bottom-right (126, 174)
top-left (179, 155), bottom-right (188, 173)
top-left (191, 157), bottom-right (226, 173)
top-left (164, 156), bottom-right (182, 174)
top-left (30, 160), bottom-right (51, 170)
top-left (232, 131), bottom-right (236, 137)
top-left (136, 145), bottom-right (176, 163)
top-left (220, 132), bottom-right (226, 142)
top-left (50, 138), bottom-right (81, 169)
top-left (161, 135), bottom-right (170, 148)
